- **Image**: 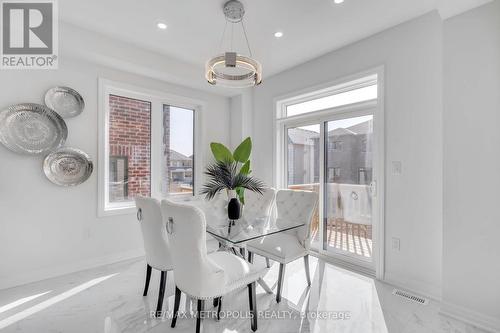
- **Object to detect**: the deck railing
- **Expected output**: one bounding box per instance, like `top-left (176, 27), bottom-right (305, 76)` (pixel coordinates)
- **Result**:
top-left (288, 182), bottom-right (373, 257)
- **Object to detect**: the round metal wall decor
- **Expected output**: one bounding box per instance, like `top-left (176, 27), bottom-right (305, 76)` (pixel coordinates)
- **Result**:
top-left (44, 86), bottom-right (85, 118)
top-left (0, 103), bottom-right (67, 155)
top-left (43, 147), bottom-right (93, 186)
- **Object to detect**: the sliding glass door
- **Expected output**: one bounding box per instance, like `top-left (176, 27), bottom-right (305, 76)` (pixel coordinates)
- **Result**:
top-left (324, 115), bottom-right (374, 262)
top-left (284, 114), bottom-right (375, 263)
top-left (278, 73), bottom-right (382, 270)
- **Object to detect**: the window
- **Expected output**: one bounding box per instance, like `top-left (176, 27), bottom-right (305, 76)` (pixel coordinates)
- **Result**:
top-left (285, 82), bottom-right (377, 117)
top-left (99, 80), bottom-right (200, 215)
top-left (329, 140), bottom-right (343, 151)
top-left (108, 95), bottom-right (151, 204)
top-left (162, 105), bottom-right (194, 195)
top-left (328, 167), bottom-right (341, 182)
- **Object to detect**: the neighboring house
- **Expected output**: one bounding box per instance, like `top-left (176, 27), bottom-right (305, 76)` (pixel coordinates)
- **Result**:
top-left (288, 119), bottom-right (373, 185)
top-left (287, 128), bottom-right (320, 185)
top-left (326, 120), bottom-right (373, 185)
top-left (168, 150), bottom-right (193, 185)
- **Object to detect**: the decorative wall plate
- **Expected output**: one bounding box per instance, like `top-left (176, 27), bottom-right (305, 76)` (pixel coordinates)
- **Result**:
top-left (0, 103), bottom-right (67, 155)
top-left (43, 147), bottom-right (93, 186)
top-left (44, 86), bottom-right (85, 118)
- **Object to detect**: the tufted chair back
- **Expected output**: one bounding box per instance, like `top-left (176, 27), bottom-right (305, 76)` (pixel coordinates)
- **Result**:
top-left (135, 197), bottom-right (173, 271)
top-left (161, 199), bottom-right (226, 298)
top-left (243, 188), bottom-right (276, 221)
top-left (275, 190), bottom-right (318, 247)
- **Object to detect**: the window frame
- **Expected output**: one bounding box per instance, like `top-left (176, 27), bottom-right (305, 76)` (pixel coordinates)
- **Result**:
top-left (162, 104), bottom-right (196, 196)
top-left (276, 73), bottom-right (378, 120)
top-left (98, 79), bottom-right (204, 217)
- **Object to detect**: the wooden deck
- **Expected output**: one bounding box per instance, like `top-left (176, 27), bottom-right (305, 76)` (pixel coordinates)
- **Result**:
top-left (311, 221), bottom-right (372, 258)
top-left (288, 183), bottom-right (373, 258)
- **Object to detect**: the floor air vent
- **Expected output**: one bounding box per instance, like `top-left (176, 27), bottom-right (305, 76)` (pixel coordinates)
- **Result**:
top-left (392, 289), bottom-right (429, 305)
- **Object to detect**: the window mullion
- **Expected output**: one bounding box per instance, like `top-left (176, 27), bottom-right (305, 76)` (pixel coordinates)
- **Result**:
top-left (150, 99), bottom-right (162, 199)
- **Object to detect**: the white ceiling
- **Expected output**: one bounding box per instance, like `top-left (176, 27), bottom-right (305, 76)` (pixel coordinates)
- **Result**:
top-left (60, 0), bottom-right (491, 79)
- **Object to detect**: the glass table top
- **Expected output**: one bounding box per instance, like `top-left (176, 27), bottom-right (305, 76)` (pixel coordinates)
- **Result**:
top-left (174, 197), bottom-right (305, 245)
top-left (205, 216), bottom-right (305, 245)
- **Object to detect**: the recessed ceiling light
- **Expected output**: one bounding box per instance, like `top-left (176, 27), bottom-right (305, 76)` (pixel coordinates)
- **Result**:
top-left (334, 0), bottom-right (344, 4)
top-left (274, 31), bottom-right (283, 38)
top-left (157, 22), bottom-right (167, 30)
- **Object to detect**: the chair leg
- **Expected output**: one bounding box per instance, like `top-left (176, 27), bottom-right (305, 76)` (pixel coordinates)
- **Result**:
top-left (196, 299), bottom-right (204, 333)
top-left (240, 247), bottom-right (246, 258)
top-left (217, 297), bottom-right (222, 321)
top-left (276, 263), bottom-right (286, 303)
top-left (156, 271), bottom-right (167, 317)
top-left (143, 264), bottom-right (152, 296)
top-left (304, 255), bottom-right (311, 286)
top-left (248, 282), bottom-right (257, 331)
top-left (266, 258), bottom-right (271, 268)
top-left (171, 286), bottom-right (181, 328)
top-left (247, 251), bottom-right (254, 263)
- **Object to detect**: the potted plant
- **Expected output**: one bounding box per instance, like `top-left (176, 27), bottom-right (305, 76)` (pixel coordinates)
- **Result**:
top-left (200, 137), bottom-right (265, 221)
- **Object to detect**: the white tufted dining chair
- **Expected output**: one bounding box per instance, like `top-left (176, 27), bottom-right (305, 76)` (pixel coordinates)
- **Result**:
top-left (246, 189), bottom-right (318, 303)
top-left (134, 197), bottom-right (173, 317)
top-left (167, 194), bottom-right (225, 253)
top-left (242, 188), bottom-right (276, 264)
top-left (243, 188), bottom-right (276, 221)
top-left (161, 199), bottom-right (267, 333)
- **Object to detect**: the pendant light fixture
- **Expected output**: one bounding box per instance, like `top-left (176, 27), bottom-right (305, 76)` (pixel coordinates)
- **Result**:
top-left (205, 0), bottom-right (262, 88)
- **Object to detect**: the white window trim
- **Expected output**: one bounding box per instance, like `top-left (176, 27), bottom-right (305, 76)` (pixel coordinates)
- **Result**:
top-left (97, 78), bottom-right (205, 217)
top-left (273, 66), bottom-right (385, 280)
top-left (276, 73), bottom-right (378, 120)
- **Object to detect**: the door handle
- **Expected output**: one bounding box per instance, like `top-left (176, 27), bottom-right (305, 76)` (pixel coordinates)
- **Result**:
top-left (370, 181), bottom-right (377, 197)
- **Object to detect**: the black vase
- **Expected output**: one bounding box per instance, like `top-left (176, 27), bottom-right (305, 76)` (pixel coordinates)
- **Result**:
top-left (228, 198), bottom-right (241, 220)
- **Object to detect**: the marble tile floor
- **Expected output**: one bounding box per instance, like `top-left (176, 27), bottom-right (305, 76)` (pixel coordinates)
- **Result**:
top-left (0, 255), bottom-right (489, 333)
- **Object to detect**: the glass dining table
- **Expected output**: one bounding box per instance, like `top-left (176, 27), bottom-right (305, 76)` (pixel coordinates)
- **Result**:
top-left (174, 197), bottom-right (306, 293)
top-left (206, 215), bottom-right (304, 246)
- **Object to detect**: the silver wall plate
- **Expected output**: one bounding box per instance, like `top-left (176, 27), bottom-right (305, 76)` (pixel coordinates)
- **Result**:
top-left (0, 103), bottom-right (67, 155)
top-left (43, 147), bottom-right (93, 186)
top-left (45, 86), bottom-right (85, 118)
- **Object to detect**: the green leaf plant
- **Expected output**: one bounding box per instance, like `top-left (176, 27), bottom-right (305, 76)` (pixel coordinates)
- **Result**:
top-left (201, 137), bottom-right (264, 204)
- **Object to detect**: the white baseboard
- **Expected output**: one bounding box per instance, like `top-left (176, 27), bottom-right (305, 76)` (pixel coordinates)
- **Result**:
top-left (440, 301), bottom-right (500, 333)
top-left (383, 271), bottom-right (442, 301)
top-left (0, 248), bottom-right (145, 291)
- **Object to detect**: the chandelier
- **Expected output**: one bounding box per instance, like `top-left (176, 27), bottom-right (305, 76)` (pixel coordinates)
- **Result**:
top-left (205, 0), bottom-right (262, 88)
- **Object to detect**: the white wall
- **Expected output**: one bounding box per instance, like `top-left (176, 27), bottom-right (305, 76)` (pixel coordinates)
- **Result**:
top-left (230, 89), bottom-right (254, 149)
top-left (442, 1), bottom-right (500, 330)
top-left (252, 12), bottom-right (443, 298)
top-left (0, 26), bottom-right (230, 290)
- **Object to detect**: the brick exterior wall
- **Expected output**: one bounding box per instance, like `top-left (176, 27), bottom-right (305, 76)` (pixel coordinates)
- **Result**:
top-left (109, 95), bottom-right (151, 201)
